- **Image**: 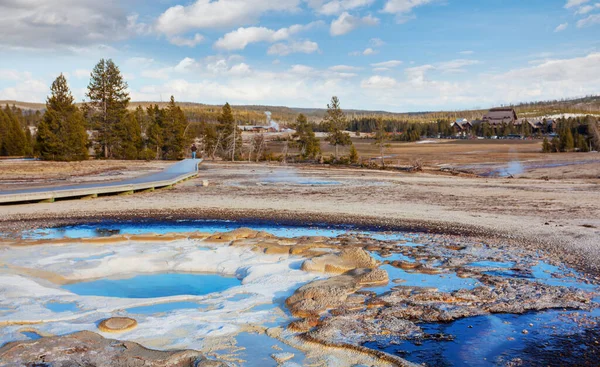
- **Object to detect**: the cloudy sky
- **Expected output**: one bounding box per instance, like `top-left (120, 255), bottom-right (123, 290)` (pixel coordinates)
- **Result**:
top-left (1, 0), bottom-right (599, 112)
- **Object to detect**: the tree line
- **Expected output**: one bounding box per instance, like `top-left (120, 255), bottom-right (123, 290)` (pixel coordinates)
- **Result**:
top-left (542, 116), bottom-right (600, 153)
top-left (0, 59), bottom-right (189, 161)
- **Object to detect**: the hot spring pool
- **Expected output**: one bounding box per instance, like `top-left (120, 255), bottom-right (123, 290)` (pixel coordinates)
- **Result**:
top-left (62, 273), bottom-right (241, 298)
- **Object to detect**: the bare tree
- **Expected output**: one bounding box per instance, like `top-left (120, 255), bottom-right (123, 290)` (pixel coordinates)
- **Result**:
top-left (252, 134), bottom-right (266, 162)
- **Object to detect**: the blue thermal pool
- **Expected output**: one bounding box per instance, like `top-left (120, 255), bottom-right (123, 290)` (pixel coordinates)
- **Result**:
top-left (20, 219), bottom-right (411, 242)
top-left (62, 273), bottom-right (241, 298)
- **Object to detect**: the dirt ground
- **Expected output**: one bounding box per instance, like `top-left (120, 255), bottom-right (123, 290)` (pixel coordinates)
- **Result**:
top-left (270, 138), bottom-right (600, 179)
top-left (1, 141), bottom-right (599, 277)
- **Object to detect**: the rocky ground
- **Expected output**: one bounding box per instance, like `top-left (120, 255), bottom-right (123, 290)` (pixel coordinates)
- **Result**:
top-left (0, 331), bottom-right (226, 367)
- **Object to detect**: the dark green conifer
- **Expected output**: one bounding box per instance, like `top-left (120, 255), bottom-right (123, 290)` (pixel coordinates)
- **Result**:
top-left (36, 74), bottom-right (88, 161)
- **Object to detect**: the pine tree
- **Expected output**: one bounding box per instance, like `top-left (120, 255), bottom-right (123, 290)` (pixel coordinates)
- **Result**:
top-left (36, 74), bottom-right (88, 161)
top-left (218, 102), bottom-right (242, 161)
top-left (293, 113), bottom-right (320, 159)
top-left (542, 137), bottom-right (552, 153)
top-left (560, 128), bottom-right (574, 152)
top-left (1, 105), bottom-right (27, 156)
top-left (162, 96), bottom-right (187, 160)
top-left (85, 59), bottom-right (130, 158)
top-left (349, 144), bottom-right (359, 164)
top-left (324, 96), bottom-right (351, 160)
top-left (144, 104), bottom-right (163, 160)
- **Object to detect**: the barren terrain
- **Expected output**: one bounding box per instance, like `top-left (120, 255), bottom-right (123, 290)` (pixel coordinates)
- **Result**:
top-left (1, 147), bottom-right (600, 278)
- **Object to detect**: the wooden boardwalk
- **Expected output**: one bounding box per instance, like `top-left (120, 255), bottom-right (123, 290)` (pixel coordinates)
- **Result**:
top-left (0, 159), bottom-right (201, 205)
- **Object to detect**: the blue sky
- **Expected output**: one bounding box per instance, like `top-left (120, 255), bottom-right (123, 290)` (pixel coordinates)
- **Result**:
top-left (1, 0), bottom-right (599, 112)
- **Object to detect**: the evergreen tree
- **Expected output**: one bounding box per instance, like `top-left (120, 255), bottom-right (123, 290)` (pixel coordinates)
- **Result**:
top-left (218, 102), bottom-right (242, 161)
top-left (145, 104), bottom-right (163, 160)
top-left (324, 96), bottom-right (351, 160)
top-left (542, 137), bottom-right (552, 153)
top-left (36, 74), bottom-right (88, 161)
top-left (293, 113), bottom-right (320, 159)
top-left (1, 105), bottom-right (27, 156)
top-left (161, 96), bottom-right (187, 160)
top-left (349, 144), bottom-right (359, 164)
top-left (560, 128), bottom-right (574, 152)
top-left (85, 59), bottom-right (130, 158)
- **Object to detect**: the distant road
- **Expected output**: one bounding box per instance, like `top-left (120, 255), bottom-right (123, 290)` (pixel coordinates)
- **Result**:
top-left (0, 159), bottom-right (201, 204)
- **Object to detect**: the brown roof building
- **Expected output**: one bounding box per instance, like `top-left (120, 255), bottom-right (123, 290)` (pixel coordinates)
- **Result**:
top-left (482, 108), bottom-right (518, 126)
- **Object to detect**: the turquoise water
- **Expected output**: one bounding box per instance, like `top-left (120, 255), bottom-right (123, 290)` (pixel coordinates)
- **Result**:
top-left (467, 261), bottom-right (515, 269)
top-left (44, 301), bottom-right (79, 313)
top-left (366, 264), bottom-right (481, 294)
top-left (21, 220), bottom-right (410, 242)
top-left (125, 301), bottom-right (206, 314)
top-left (63, 273), bottom-right (241, 299)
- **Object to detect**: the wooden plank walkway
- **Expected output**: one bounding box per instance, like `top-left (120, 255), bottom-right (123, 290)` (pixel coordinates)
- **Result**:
top-left (0, 159), bottom-right (201, 205)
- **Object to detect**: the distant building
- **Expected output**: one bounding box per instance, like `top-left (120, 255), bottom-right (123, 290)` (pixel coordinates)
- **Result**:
top-left (238, 125), bottom-right (271, 133)
top-left (451, 118), bottom-right (473, 133)
top-left (482, 108), bottom-right (518, 126)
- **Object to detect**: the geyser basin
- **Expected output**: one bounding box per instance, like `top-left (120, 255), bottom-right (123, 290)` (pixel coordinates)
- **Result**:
top-left (62, 273), bottom-right (241, 298)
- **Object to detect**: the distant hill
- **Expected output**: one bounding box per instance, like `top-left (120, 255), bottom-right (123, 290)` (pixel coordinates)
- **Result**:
top-left (2, 95), bottom-right (599, 123)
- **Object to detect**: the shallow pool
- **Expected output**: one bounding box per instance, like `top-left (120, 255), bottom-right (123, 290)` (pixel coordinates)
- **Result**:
top-left (20, 219), bottom-right (410, 242)
top-left (63, 273), bottom-right (241, 298)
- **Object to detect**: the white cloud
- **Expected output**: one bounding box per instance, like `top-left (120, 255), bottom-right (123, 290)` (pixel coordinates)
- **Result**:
top-left (575, 3), bottom-right (600, 13)
top-left (371, 60), bottom-right (403, 68)
top-left (564, 0), bottom-right (590, 8)
top-left (310, 0), bottom-right (375, 15)
top-left (404, 64), bottom-right (434, 85)
top-left (577, 13), bottom-right (600, 27)
top-left (169, 33), bottom-right (205, 47)
top-left (459, 50), bottom-right (474, 55)
top-left (329, 65), bottom-right (362, 71)
top-left (363, 47), bottom-right (377, 55)
top-left (0, 69), bottom-right (47, 101)
top-left (383, 0), bottom-right (435, 13)
top-left (361, 75), bottom-right (397, 89)
top-left (437, 59), bottom-right (480, 73)
top-left (330, 12), bottom-right (379, 36)
top-left (214, 22), bottom-right (320, 50)
top-left (156, 0), bottom-right (301, 35)
top-left (267, 40), bottom-right (320, 56)
top-left (554, 23), bottom-right (569, 32)
top-left (369, 38), bottom-right (386, 47)
top-left (0, 1), bottom-right (145, 48)
top-left (349, 47), bottom-right (378, 56)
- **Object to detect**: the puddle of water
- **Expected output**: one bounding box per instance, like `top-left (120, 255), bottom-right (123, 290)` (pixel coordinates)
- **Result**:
top-left (365, 309), bottom-right (600, 367)
top-left (370, 252), bottom-right (415, 263)
top-left (366, 265), bottom-right (481, 294)
top-left (72, 252), bottom-right (114, 262)
top-left (227, 293), bottom-right (254, 302)
top-left (467, 261), bottom-right (515, 269)
top-left (479, 261), bottom-right (597, 292)
top-left (63, 273), bottom-right (241, 299)
top-left (21, 331), bottom-right (42, 340)
top-left (44, 301), bottom-right (79, 313)
top-left (125, 301), bottom-right (206, 315)
top-left (220, 331), bottom-right (307, 366)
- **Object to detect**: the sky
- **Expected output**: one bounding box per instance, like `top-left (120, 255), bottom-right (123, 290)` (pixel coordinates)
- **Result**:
top-left (0, 0), bottom-right (599, 113)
